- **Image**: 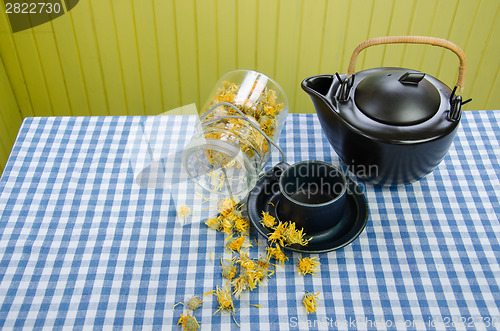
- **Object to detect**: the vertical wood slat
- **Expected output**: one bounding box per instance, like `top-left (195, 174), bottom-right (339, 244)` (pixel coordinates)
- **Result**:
top-left (113, 0), bottom-right (145, 115)
top-left (0, 9), bottom-right (34, 117)
top-left (133, 0), bottom-right (163, 115)
top-left (274, 0), bottom-right (301, 113)
top-left (216, 0), bottom-right (237, 77)
top-left (155, 0), bottom-right (181, 112)
top-left (255, 0), bottom-right (279, 76)
top-left (0, 57), bottom-right (22, 172)
top-left (50, 13), bottom-right (90, 116)
top-left (294, 0), bottom-right (329, 113)
top-left (463, 1), bottom-right (500, 104)
top-left (236, 0), bottom-right (257, 71)
top-left (11, 30), bottom-right (53, 116)
top-left (89, 0), bottom-right (124, 116)
top-left (175, 0), bottom-right (200, 108)
top-left (68, 0), bottom-right (108, 116)
top-left (196, 0), bottom-right (218, 110)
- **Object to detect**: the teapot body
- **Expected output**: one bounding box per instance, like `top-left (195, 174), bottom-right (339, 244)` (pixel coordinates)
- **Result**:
top-left (303, 68), bottom-right (461, 186)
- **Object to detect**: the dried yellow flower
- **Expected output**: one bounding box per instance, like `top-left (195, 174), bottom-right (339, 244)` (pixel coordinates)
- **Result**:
top-left (256, 255), bottom-right (272, 270)
top-left (260, 211), bottom-right (276, 228)
top-left (186, 296), bottom-right (203, 311)
top-left (220, 218), bottom-right (234, 236)
top-left (221, 258), bottom-right (237, 280)
top-left (283, 221), bottom-right (310, 246)
top-left (236, 251), bottom-right (256, 271)
top-left (302, 292), bottom-right (320, 314)
top-left (268, 221), bottom-right (310, 247)
top-left (218, 198), bottom-right (236, 216)
top-left (177, 311), bottom-right (200, 331)
top-left (266, 245), bottom-right (288, 267)
top-left (268, 221), bottom-right (287, 247)
top-left (297, 257), bottom-right (321, 276)
top-left (225, 235), bottom-right (251, 253)
top-left (177, 205), bottom-right (192, 218)
top-left (233, 217), bottom-right (250, 234)
top-left (205, 216), bottom-right (222, 231)
top-left (231, 274), bottom-right (248, 298)
top-left (215, 286), bottom-right (235, 314)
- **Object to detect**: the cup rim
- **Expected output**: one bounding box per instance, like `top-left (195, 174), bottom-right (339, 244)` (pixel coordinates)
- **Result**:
top-left (278, 160), bottom-right (347, 207)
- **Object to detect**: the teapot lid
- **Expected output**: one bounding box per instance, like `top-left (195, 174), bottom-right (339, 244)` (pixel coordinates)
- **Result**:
top-left (354, 69), bottom-right (440, 126)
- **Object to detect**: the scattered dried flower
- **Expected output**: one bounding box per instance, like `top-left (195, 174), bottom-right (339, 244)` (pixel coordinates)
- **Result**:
top-left (268, 221), bottom-right (310, 247)
top-left (297, 257), bottom-right (321, 276)
top-left (205, 216), bottom-right (222, 231)
top-left (260, 211), bottom-right (276, 228)
top-left (221, 258), bottom-right (237, 281)
top-left (177, 311), bottom-right (200, 331)
top-left (186, 296), bottom-right (203, 311)
top-left (266, 245), bottom-right (288, 267)
top-left (214, 286), bottom-right (235, 314)
top-left (302, 292), bottom-right (320, 314)
top-left (177, 205), bottom-right (192, 218)
top-left (231, 274), bottom-right (249, 298)
top-left (225, 235), bottom-right (251, 253)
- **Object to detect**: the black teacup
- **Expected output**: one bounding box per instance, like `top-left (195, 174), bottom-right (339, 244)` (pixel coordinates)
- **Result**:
top-left (277, 161), bottom-right (347, 234)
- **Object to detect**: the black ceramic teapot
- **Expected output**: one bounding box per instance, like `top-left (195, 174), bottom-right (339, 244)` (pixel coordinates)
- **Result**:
top-left (302, 36), bottom-right (471, 186)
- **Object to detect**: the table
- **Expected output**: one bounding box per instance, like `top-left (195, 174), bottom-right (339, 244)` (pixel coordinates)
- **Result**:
top-left (0, 112), bottom-right (498, 330)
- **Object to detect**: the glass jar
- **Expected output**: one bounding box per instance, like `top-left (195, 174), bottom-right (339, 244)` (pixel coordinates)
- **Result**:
top-left (182, 70), bottom-right (288, 197)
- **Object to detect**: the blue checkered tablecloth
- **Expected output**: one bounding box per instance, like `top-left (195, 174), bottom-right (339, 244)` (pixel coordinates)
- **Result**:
top-left (0, 112), bottom-right (498, 330)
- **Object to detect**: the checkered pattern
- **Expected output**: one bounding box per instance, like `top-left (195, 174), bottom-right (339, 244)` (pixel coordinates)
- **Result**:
top-left (0, 112), bottom-right (498, 330)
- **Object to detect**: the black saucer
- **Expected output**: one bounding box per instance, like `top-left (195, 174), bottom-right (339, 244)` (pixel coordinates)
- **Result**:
top-left (246, 167), bottom-right (369, 253)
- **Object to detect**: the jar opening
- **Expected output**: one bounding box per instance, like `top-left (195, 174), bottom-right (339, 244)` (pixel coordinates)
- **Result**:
top-left (182, 139), bottom-right (259, 196)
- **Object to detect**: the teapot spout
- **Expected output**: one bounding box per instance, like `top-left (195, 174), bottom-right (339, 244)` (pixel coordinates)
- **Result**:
top-left (301, 75), bottom-right (341, 114)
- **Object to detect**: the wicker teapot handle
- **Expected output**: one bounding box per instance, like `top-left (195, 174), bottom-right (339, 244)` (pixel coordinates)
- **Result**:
top-left (347, 36), bottom-right (466, 91)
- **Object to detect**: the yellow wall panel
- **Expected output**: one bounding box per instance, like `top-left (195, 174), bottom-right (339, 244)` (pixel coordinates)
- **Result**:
top-left (1, 0), bottom-right (500, 172)
top-left (0, 9), bottom-right (34, 117)
top-left (255, 0), bottom-right (279, 76)
top-left (318, 1), bottom-right (350, 74)
top-left (0, 57), bottom-right (22, 172)
top-left (236, 0), bottom-right (257, 71)
top-left (175, 0), bottom-right (200, 107)
top-left (361, 0), bottom-right (394, 70)
top-left (465, 1), bottom-right (500, 106)
top-left (68, 1), bottom-right (108, 116)
top-left (50, 13), bottom-right (90, 116)
top-left (216, 0), bottom-right (237, 76)
top-left (196, 0), bottom-right (218, 109)
top-left (89, 0), bottom-right (126, 116)
top-left (11, 30), bottom-right (53, 116)
top-left (133, 0), bottom-right (163, 115)
top-left (274, 0), bottom-right (301, 111)
top-left (112, 0), bottom-right (144, 115)
top-left (294, 0), bottom-right (328, 113)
